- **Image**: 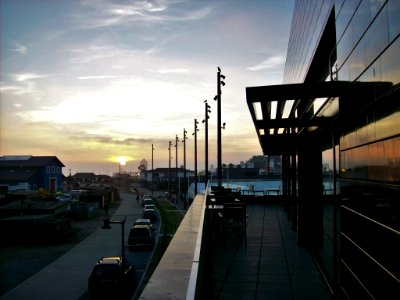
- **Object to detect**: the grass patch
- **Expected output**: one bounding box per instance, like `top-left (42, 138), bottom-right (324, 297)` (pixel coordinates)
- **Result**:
top-left (135, 197), bottom-right (184, 298)
top-left (154, 198), bottom-right (183, 235)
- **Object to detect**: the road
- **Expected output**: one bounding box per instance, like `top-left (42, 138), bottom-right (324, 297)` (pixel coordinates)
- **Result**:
top-left (1, 191), bottom-right (160, 300)
top-left (79, 191), bottom-right (161, 300)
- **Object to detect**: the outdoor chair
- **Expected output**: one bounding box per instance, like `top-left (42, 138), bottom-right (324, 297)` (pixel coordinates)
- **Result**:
top-left (218, 202), bottom-right (247, 247)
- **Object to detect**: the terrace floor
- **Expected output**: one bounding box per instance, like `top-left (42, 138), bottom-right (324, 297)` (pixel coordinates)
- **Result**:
top-left (201, 203), bottom-right (333, 300)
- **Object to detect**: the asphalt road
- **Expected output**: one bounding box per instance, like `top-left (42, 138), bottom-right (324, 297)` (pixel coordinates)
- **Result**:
top-left (0, 191), bottom-right (160, 300)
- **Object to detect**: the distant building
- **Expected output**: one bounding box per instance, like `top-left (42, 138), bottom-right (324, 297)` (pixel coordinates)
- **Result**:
top-left (0, 156), bottom-right (65, 193)
top-left (72, 172), bottom-right (97, 184)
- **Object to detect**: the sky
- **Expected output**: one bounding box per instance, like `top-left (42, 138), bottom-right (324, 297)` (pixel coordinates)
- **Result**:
top-left (0, 0), bottom-right (294, 176)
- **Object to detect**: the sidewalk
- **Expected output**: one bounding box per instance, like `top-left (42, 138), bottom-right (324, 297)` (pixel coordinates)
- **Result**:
top-left (1, 192), bottom-right (143, 300)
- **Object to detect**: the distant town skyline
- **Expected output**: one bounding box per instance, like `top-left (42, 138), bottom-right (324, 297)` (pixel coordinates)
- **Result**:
top-left (0, 0), bottom-right (294, 175)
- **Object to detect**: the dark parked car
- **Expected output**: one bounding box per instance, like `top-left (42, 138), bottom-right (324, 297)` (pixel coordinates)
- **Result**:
top-left (142, 208), bottom-right (157, 223)
top-left (134, 218), bottom-right (154, 231)
top-left (88, 256), bottom-right (135, 298)
top-left (142, 198), bottom-right (154, 207)
top-left (128, 225), bottom-right (155, 250)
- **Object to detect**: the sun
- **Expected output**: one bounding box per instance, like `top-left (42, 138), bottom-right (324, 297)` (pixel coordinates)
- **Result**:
top-left (117, 156), bottom-right (127, 166)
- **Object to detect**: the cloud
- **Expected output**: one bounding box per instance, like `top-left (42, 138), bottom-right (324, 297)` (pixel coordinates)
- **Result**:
top-left (72, 135), bottom-right (151, 146)
top-left (247, 55), bottom-right (285, 71)
top-left (75, 0), bottom-right (211, 28)
top-left (11, 43), bottom-right (27, 54)
top-left (12, 73), bottom-right (46, 82)
top-left (77, 75), bottom-right (119, 80)
top-left (156, 68), bottom-right (189, 74)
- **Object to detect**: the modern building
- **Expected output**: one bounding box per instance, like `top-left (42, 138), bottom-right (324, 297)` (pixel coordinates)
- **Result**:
top-left (246, 0), bottom-right (400, 298)
top-left (0, 156), bottom-right (65, 193)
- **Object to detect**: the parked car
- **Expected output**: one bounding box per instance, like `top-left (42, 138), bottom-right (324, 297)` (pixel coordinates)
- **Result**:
top-left (144, 204), bottom-right (156, 211)
top-left (142, 209), bottom-right (157, 223)
top-left (134, 218), bottom-right (154, 231)
top-left (128, 225), bottom-right (155, 250)
top-left (88, 256), bottom-right (135, 298)
top-left (142, 198), bottom-right (154, 207)
top-left (56, 194), bottom-right (71, 201)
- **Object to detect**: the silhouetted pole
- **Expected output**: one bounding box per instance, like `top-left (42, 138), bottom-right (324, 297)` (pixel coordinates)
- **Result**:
top-left (183, 128), bottom-right (187, 205)
top-left (193, 119), bottom-right (199, 195)
top-left (203, 100), bottom-right (211, 186)
top-left (151, 144), bottom-right (154, 196)
top-left (215, 67), bottom-right (225, 181)
top-left (168, 141), bottom-right (172, 200)
top-left (175, 135), bottom-right (179, 203)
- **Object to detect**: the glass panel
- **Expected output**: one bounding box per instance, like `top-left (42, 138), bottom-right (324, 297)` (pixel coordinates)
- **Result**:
top-left (356, 116), bottom-right (369, 145)
top-left (388, 0), bottom-right (400, 42)
top-left (358, 57), bottom-right (382, 82)
top-left (375, 110), bottom-right (400, 140)
top-left (338, 57), bottom-right (350, 81)
top-left (381, 36), bottom-right (400, 85)
top-left (393, 136), bottom-right (400, 182)
top-left (349, 40), bottom-right (366, 80)
top-left (352, 0), bottom-right (371, 43)
top-left (369, 0), bottom-right (386, 20)
top-left (363, 4), bottom-right (389, 67)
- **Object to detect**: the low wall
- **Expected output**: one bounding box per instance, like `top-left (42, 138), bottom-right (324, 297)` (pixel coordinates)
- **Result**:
top-left (139, 193), bottom-right (206, 299)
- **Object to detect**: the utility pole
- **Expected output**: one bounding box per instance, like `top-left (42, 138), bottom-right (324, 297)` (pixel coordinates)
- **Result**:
top-left (168, 141), bottom-right (172, 201)
top-left (175, 135), bottom-right (179, 203)
top-left (193, 119), bottom-right (199, 196)
top-left (151, 144), bottom-right (154, 196)
top-left (203, 100), bottom-right (211, 186)
top-left (183, 128), bottom-right (187, 206)
top-left (215, 67), bottom-right (225, 181)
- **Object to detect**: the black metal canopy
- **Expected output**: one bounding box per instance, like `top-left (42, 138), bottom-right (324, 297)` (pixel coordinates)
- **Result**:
top-left (246, 80), bottom-right (393, 155)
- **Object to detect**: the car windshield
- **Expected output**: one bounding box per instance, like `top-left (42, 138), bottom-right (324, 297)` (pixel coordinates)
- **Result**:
top-left (93, 265), bottom-right (120, 280)
top-left (130, 228), bottom-right (148, 237)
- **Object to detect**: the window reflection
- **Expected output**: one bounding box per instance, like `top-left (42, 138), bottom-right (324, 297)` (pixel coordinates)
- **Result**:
top-left (381, 36), bottom-right (400, 85)
top-left (363, 5), bottom-right (388, 67)
top-left (388, 0), bottom-right (400, 42)
top-left (340, 137), bottom-right (400, 183)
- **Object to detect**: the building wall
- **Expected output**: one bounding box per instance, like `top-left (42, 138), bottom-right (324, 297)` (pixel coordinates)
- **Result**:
top-left (284, 0), bottom-right (334, 84)
top-left (284, 0), bottom-right (400, 298)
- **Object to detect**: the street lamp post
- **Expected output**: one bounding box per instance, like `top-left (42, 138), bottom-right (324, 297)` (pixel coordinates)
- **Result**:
top-left (102, 216), bottom-right (127, 264)
top-left (202, 100), bottom-right (211, 186)
top-left (193, 119), bottom-right (199, 196)
top-left (175, 135), bottom-right (179, 204)
top-left (214, 67), bottom-right (225, 181)
top-left (151, 144), bottom-right (154, 196)
top-left (168, 141), bottom-right (172, 200)
top-left (182, 128), bottom-right (188, 207)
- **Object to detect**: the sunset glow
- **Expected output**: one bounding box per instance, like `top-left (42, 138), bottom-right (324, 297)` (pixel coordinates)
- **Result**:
top-left (0, 0), bottom-right (294, 174)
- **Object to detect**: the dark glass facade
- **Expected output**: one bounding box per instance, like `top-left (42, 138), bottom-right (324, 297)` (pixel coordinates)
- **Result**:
top-left (283, 0), bottom-right (400, 298)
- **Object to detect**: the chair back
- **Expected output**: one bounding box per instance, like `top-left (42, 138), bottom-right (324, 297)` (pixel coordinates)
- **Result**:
top-left (223, 202), bottom-right (246, 220)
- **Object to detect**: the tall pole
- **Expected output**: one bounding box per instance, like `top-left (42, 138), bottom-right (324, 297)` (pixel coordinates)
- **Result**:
top-left (151, 144), bottom-right (154, 196)
top-left (168, 141), bottom-right (172, 200)
top-left (203, 100), bottom-right (211, 186)
top-left (183, 128), bottom-right (187, 205)
top-left (193, 119), bottom-right (199, 195)
top-left (175, 135), bottom-right (179, 203)
top-left (215, 67), bottom-right (225, 181)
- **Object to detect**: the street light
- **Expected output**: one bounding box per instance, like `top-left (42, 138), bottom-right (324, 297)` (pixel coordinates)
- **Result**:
top-left (102, 216), bottom-right (127, 264)
top-left (182, 128), bottom-right (188, 207)
top-left (174, 135), bottom-right (179, 204)
top-left (168, 141), bottom-right (172, 201)
top-left (193, 119), bottom-right (199, 196)
top-left (202, 100), bottom-right (211, 186)
top-left (151, 144), bottom-right (154, 196)
top-left (214, 67), bottom-right (226, 181)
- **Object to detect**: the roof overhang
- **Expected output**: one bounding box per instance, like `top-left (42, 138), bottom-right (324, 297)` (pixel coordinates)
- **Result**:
top-left (246, 80), bottom-right (393, 155)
